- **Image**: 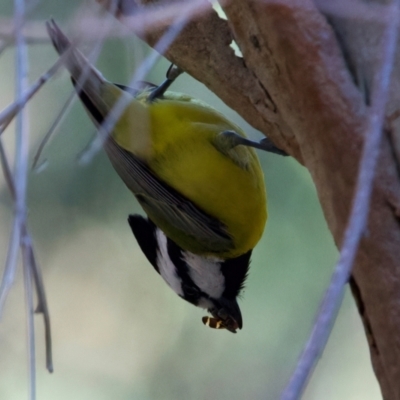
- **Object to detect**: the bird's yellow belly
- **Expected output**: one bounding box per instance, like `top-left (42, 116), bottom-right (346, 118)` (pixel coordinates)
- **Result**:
top-left (147, 106), bottom-right (267, 258)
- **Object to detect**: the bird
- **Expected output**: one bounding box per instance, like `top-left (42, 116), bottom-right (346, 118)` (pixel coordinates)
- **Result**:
top-left (46, 20), bottom-right (285, 333)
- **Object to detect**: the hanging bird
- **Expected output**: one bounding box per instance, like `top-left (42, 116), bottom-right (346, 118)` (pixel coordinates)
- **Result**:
top-left (46, 20), bottom-right (285, 333)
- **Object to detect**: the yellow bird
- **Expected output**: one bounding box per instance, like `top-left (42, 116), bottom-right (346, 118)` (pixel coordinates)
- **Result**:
top-left (47, 20), bottom-right (285, 333)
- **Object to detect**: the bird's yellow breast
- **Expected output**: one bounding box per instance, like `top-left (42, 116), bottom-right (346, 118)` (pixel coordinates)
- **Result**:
top-left (145, 97), bottom-right (267, 258)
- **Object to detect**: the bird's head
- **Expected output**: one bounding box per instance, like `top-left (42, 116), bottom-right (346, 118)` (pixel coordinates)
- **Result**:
top-left (201, 297), bottom-right (243, 333)
top-left (128, 215), bottom-right (251, 333)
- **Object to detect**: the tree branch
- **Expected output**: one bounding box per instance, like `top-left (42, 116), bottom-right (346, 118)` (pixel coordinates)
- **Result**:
top-left (85, 0), bottom-right (400, 397)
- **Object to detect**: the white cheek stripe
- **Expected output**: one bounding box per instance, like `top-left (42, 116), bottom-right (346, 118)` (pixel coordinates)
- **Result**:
top-left (182, 252), bottom-right (225, 299)
top-left (155, 229), bottom-right (184, 296)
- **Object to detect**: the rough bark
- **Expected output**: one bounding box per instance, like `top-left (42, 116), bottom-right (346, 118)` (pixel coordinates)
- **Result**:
top-left (98, 0), bottom-right (400, 398)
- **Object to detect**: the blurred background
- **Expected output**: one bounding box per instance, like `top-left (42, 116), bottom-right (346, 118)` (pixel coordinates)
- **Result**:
top-left (0, 1), bottom-right (381, 399)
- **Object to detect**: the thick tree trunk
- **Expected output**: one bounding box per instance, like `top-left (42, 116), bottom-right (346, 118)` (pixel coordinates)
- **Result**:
top-left (98, 0), bottom-right (400, 398)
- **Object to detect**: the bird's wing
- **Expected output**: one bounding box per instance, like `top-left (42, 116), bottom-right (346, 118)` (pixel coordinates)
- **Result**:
top-left (105, 138), bottom-right (233, 252)
top-left (47, 20), bottom-right (235, 253)
top-left (73, 80), bottom-right (234, 253)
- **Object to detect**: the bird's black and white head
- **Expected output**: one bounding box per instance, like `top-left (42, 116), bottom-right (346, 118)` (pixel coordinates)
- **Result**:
top-left (128, 215), bottom-right (251, 333)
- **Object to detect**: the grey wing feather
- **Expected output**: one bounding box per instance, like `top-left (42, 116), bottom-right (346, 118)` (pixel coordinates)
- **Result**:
top-left (104, 138), bottom-right (233, 251)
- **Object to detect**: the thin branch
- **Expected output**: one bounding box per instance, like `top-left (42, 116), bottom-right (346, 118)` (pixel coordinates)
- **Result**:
top-left (0, 19), bottom-right (50, 45)
top-left (0, 0), bottom-right (210, 47)
top-left (0, 140), bottom-right (16, 198)
top-left (0, 34), bottom-right (49, 45)
top-left (12, 0), bottom-right (36, 399)
top-left (32, 88), bottom-right (76, 170)
top-left (22, 235), bottom-right (36, 400)
top-left (95, 0), bottom-right (211, 36)
top-left (281, 1), bottom-right (400, 399)
top-left (0, 138), bottom-right (53, 372)
top-left (0, 49), bottom-right (70, 135)
top-left (0, 73), bottom-right (34, 315)
top-left (21, 226), bottom-right (53, 373)
top-left (0, 5), bottom-right (29, 317)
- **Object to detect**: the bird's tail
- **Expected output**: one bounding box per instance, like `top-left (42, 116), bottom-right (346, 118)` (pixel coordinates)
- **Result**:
top-left (46, 19), bottom-right (106, 105)
top-left (46, 19), bottom-right (151, 158)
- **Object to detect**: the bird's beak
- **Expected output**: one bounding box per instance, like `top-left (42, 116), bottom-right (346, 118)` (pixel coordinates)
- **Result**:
top-left (216, 297), bottom-right (243, 331)
top-left (227, 299), bottom-right (243, 330)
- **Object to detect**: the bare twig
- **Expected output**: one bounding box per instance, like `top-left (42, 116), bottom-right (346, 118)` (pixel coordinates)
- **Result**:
top-left (281, 1), bottom-right (400, 399)
top-left (95, 0), bottom-right (211, 36)
top-left (0, 0), bottom-right (210, 46)
top-left (0, 34), bottom-right (49, 45)
top-left (0, 139), bottom-right (53, 372)
top-left (0, 49), bottom-right (71, 135)
top-left (12, 1), bottom-right (36, 399)
top-left (0, 3), bottom-right (29, 317)
top-left (32, 89), bottom-right (76, 170)
top-left (22, 235), bottom-right (36, 400)
top-left (0, 140), bottom-right (16, 198)
top-left (32, 88), bottom-right (76, 170)
top-left (21, 226), bottom-right (53, 373)
top-left (0, 19), bottom-right (49, 45)
top-left (24, 234), bottom-right (53, 373)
